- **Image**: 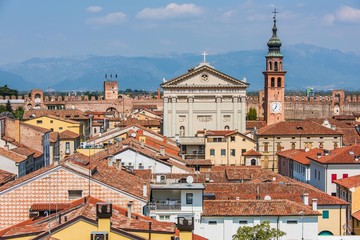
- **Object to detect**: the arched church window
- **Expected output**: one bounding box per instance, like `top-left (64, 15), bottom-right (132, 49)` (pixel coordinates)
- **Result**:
top-left (269, 62), bottom-right (272, 70)
top-left (224, 125), bottom-right (230, 130)
top-left (180, 126), bottom-right (185, 137)
top-left (274, 62), bottom-right (278, 71)
top-left (251, 159), bottom-right (257, 166)
top-left (271, 78), bottom-right (275, 87)
top-left (277, 77), bottom-right (282, 87)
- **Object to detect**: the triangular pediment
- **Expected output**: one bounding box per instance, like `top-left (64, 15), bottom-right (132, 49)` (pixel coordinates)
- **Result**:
top-left (161, 64), bottom-right (249, 88)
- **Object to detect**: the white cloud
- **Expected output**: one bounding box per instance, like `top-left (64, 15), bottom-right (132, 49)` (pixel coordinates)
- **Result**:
top-left (321, 14), bottom-right (335, 26)
top-left (336, 5), bottom-right (360, 23)
top-left (86, 12), bottom-right (126, 26)
top-left (86, 6), bottom-right (103, 13)
top-left (136, 3), bottom-right (202, 20)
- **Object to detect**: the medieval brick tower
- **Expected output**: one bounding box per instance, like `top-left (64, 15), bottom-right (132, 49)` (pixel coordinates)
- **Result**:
top-left (263, 10), bottom-right (286, 125)
top-left (104, 80), bottom-right (119, 100)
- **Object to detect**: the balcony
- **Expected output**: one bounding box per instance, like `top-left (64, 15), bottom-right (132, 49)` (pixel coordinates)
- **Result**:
top-left (148, 200), bottom-right (181, 211)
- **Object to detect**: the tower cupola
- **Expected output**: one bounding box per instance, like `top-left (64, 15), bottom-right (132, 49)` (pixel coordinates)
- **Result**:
top-left (267, 9), bottom-right (283, 57)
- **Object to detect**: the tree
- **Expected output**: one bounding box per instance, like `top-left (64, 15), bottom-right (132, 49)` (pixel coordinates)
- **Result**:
top-left (232, 220), bottom-right (285, 240)
top-left (247, 107), bottom-right (257, 120)
top-left (13, 106), bottom-right (24, 120)
top-left (5, 100), bottom-right (12, 113)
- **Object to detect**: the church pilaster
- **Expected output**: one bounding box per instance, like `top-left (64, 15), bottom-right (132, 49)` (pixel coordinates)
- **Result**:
top-left (216, 96), bottom-right (222, 129)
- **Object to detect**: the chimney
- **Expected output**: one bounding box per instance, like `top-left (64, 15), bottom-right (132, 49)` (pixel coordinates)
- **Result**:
top-left (116, 159), bottom-right (121, 170)
top-left (302, 193), bottom-right (309, 205)
top-left (141, 141), bottom-right (145, 148)
top-left (143, 183), bottom-right (147, 197)
top-left (312, 198), bottom-right (318, 211)
top-left (127, 201), bottom-right (133, 219)
top-left (157, 88), bottom-right (161, 100)
top-left (54, 156), bottom-right (60, 166)
top-left (107, 156), bottom-right (113, 167)
top-left (324, 149), bottom-right (329, 156)
top-left (159, 147), bottom-right (165, 156)
top-left (4, 145), bottom-right (9, 151)
top-left (317, 152), bottom-right (322, 158)
top-left (163, 136), bottom-right (167, 144)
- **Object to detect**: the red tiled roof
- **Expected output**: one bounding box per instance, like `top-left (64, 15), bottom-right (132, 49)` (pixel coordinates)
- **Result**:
top-left (334, 174), bottom-right (360, 189)
top-left (23, 109), bottom-right (90, 120)
top-left (205, 130), bottom-right (236, 136)
top-left (352, 210), bottom-right (360, 221)
top-left (0, 196), bottom-right (174, 238)
top-left (0, 169), bottom-right (16, 186)
top-left (49, 132), bottom-right (59, 143)
top-left (277, 148), bottom-right (324, 165)
top-left (59, 130), bottom-right (80, 139)
top-left (308, 145), bottom-right (360, 164)
top-left (0, 147), bottom-right (27, 163)
top-left (185, 159), bottom-right (213, 166)
top-left (193, 233), bottom-right (208, 240)
top-left (204, 182), bottom-right (348, 206)
top-left (203, 199), bottom-right (320, 216)
top-left (30, 203), bottom-right (71, 211)
top-left (257, 120), bottom-right (343, 136)
top-left (242, 149), bottom-right (262, 156)
top-left (246, 120), bottom-right (266, 130)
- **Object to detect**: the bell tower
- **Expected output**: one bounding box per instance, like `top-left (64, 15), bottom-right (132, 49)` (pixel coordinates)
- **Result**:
top-left (263, 9), bottom-right (286, 125)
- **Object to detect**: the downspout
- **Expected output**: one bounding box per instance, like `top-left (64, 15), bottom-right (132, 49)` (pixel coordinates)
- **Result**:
top-left (340, 205), bottom-right (342, 235)
top-left (273, 136), bottom-right (275, 171)
top-left (277, 216), bottom-right (280, 240)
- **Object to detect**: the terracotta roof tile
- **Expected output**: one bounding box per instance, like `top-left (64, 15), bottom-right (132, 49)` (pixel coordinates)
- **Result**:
top-left (258, 120), bottom-right (343, 136)
top-left (333, 174), bottom-right (360, 189)
top-left (30, 203), bottom-right (72, 211)
top-left (0, 147), bottom-right (27, 163)
top-left (352, 209), bottom-right (360, 221)
top-left (246, 120), bottom-right (266, 130)
top-left (23, 109), bottom-right (89, 120)
top-left (185, 159), bottom-right (213, 166)
top-left (242, 149), bottom-right (262, 156)
top-left (204, 182), bottom-right (348, 206)
top-left (0, 169), bottom-right (16, 186)
top-left (59, 130), bottom-right (80, 139)
top-left (21, 122), bottom-right (51, 134)
top-left (203, 199), bottom-right (320, 216)
top-left (49, 131), bottom-right (59, 143)
top-left (308, 145), bottom-right (360, 164)
top-left (277, 148), bottom-right (324, 165)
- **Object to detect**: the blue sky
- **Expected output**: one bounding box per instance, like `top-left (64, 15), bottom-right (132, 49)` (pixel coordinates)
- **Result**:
top-left (0, 0), bottom-right (359, 64)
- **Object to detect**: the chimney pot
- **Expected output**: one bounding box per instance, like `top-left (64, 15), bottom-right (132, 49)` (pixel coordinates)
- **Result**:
top-left (312, 198), bottom-right (318, 211)
top-left (302, 193), bottom-right (309, 205)
top-left (127, 201), bottom-right (133, 219)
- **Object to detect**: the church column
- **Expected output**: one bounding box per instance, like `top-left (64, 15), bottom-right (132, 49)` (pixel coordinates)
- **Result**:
top-left (163, 97), bottom-right (169, 136)
top-left (188, 96), bottom-right (193, 136)
top-left (216, 96), bottom-right (222, 129)
top-left (171, 97), bottom-right (177, 137)
top-left (233, 97), bottom-right (238, 130)
top-left (240, 96), bottom-right (246, 133)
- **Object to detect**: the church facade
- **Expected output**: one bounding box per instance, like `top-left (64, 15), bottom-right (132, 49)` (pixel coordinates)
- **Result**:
top-left (161, 59), bottom-right (249, 139)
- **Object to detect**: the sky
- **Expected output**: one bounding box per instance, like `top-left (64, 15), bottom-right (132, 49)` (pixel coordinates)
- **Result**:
top-left (0, 0), bottom-right (359, 64)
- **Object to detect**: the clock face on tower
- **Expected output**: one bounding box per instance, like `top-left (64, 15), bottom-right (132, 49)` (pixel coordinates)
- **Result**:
top-left (270, 101), bottom-right (282, 113)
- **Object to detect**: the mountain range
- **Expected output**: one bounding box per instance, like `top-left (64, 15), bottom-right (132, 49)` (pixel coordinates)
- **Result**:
top-left (0, 43), bottom-right (359, 92)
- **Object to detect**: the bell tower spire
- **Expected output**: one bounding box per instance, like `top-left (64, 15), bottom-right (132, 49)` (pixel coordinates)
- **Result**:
top-left (263, 9), bottom-right (286, 125)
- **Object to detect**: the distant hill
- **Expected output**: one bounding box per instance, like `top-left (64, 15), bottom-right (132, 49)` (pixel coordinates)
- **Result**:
top-left (0, 44), bottom-right (359, 92)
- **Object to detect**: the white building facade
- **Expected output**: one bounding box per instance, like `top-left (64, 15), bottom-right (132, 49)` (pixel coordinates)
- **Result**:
top-left (161, 61), bottom-right (249, 139)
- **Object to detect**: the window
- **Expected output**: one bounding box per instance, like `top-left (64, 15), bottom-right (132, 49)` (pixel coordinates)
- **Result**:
top-left (159, 215), bottom-right (170, 220)
top-left (65, 142), bottom-right (70, 155)
top-left (277, 77), bottom-right (282, 87)
top-left (291, 142), bottom-right (296, 149)
top-left (221, 149), bottom-right (226, 156)
top-left (230, 136), bottom-right (235, 142)
top-left (208, 221), bottom-right (217, 225)
top-left (230, 149), bottom-right (236, 156)
top-left (241, 149), bottom-right (246, 155)
top-left (36, 120), bottom-right (43, 124)
top-left (50, 120), bottom-right (53, 123)
top-left (264, 142), bottom-right (269, 152)
top-left (277, 143), bottom-right (282, 152)
top-left (50, 128), bottom-right (54, 131)
top-left (210, 149), bottom-right (215, 156)
top-left (343, 174), bottom-right (348, 179)
top-left (59, 127), bottom-right (63, 130)
top-left (224, 125), bottom-right (230, 130)
top-left (318, 171), bottom-right (320, 180)
top-left (186, 193), bottom-right (193, 204)
top-left (287, 220), bottom-right (298, 224)
top-left (251, 159), bottom-right (256, 166)
top-left (274, 62), bottom-right (278, 71)
top-left (315, 169), bottom-right (317, 179)
top-left (334, 142), bottom-right (338, 148)
top-left (319, 142), bottom-right (324, 148)
top-left (271, 77), bottom-right (275, 87)
top-left (68, 190), bottom-right (82, 199)
top-left (322, 210), bottom-right (329, 219)
top-left (239, 220), bottom-right (248, 224)
top-left (331, 174), bottom-right (337, 183)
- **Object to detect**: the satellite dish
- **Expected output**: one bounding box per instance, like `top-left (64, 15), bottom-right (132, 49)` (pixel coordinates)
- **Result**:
top-left (264, 195), bottom-right (271, 200)
top-left (186, 176), bottom-right (194, 185)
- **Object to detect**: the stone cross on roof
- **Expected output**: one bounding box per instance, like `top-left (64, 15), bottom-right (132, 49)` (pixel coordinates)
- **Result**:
top-left (202, 50), bottom-right (208, 63)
